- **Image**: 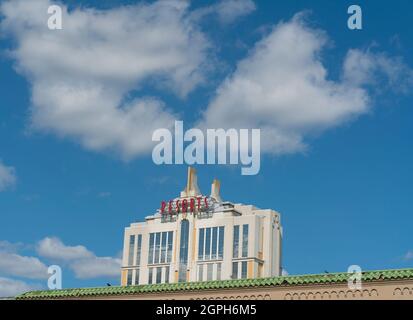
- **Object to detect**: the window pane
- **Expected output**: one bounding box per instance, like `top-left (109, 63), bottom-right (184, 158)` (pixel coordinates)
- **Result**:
top-left (211, 227), bottom-right (218, 259)
top-left (217, 263), bottom-right (221, 281)
top-left (205, 228), bottom-right (211, 259)
top-left (136, 269), bottom-right (140, 285)
top-left (218, 226), bottom-right (224, 259)
top-left (241, 261), bottom-right (248, 279)
top-left (136, 235), bottom-right (142, 266)
top-left (160, 232), bottom-right (167, 263)
top-left (167, 231), bottom-right (173, 263)
top-left (128, 235), bottom-right (135, 266)
top-left (148, 233), bottom-right (154, 264)
top-left (233, 226), bottom-right (239, 258)
top-left (165, 267), bottom-right (169, 284)
top-left (207, 264), bottom-right (213, 281)
top-left (179, 220), bottom-right (189, 282)
top-left (148, 268), bottom-right (153, 284)
top-left (156, 267), bottom-right (162, 284)
top-left (232, 262), bottom-right (238, 279)
top-left (242, 224), bottom-right (249, 258)
top-left (155, 232), bottom-right (161, 263)
top-left (127, 269), bottom-right (133, 286)
top-left (198, 228), bottom-right (204, 261)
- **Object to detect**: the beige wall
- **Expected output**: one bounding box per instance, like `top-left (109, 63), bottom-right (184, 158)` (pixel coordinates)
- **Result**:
top-left (68, 279), bottom-right (413, 300)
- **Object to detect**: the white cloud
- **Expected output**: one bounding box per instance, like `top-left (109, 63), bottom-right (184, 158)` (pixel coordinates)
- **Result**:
top-left (36, 237), bottom-right (93, 261)
top-left (0, 160), bottom-right (16, 191)
top-left (0, 277), bottom-right (42, 298)
top-left (201, 13), bottom-right (413, 155)
top-left (191, 0), bottom-right (256, 24)
top-left (1, 0), bottom-right (212, 159)
top-left (0, 251), bottom-right (49, 279)
top-left (36, 237), bottom-right (121, 279)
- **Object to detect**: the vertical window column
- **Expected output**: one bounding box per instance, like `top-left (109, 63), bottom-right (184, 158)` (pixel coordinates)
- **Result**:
top-left (128, 235), bottom-right (135, 266)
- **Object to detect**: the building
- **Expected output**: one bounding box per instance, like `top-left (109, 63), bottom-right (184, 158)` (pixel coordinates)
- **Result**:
top-left (17, 268), bottom-right (413, 300)
top-left (120, 167), bottom-right (283, 286)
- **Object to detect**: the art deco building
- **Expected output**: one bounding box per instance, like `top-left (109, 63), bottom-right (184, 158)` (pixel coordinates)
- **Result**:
top-left (120, 167), bottom-right (283, 286)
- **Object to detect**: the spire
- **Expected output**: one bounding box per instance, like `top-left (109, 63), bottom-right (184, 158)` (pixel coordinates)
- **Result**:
top-left (180, 167), bottom-right (201, 197)
top-left (210, 179), bottom-right (222, 202)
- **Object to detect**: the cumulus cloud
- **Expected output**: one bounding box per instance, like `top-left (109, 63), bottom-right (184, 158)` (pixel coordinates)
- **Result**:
top-left (0, 277), bottom-right (42, 298)
top-left (191, 0), bottom-right (256, 24)
top-left (0, 251), bottom-right (49, 279)
top-left (201, 13), bottom-right (413, 155)
top-left (0, 160), bottom-right (16, 191)
top-left (0, 0), bottom-right (211, 158)
top-left (36, 237), bottom-right (121, 279)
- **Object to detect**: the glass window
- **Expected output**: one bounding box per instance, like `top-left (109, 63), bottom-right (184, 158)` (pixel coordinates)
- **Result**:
top-left (205, 227), bottom-right (211, 259)
top-left (232, 262), bottom-right (238, 279)
top-left (241, 261), bottom-right (248, 279)
top-left (156, 267), bottom-right (162, 284)
top-left (167, 231), bottom-right (173, 263)
top-left (242, 224), bottom-right (249, 258)
top-left (165, 266), bottom-right (170, 284)
top-left (198, 264), bottom-right (204, 282)
top-left (217, 263), bottom-right (221, 281)
top-left (198, 228), bottom-right (204, 260)
top-left (207, 264), bottom-right (213, 281)
top-left (218, 226), bottom-right (224, 259)
top-left (155, 232), bottom-right (161, 264)
top-left (178, 219), bottom-right (190, 282)
top-left (128, 235), bottom-right (135, 266)
top-left (127, 269), bottom-right (133, 286)
top-left (233, 225), bottom-right (239, 258)
top-left (148, 268), bottom-right (154, 284)
top-left (148, 233), bottom-right (154, 264)
top-left (161, 232), bottom-right (167, 263)
top-left (211, 227), bottom-right (218, 259)
top-left (135, 269), bottom-right (139, 285)
top-left (136, 235), bottom-right (142, 266)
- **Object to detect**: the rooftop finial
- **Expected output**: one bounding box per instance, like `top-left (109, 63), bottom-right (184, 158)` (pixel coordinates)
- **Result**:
top-left (180, 167), bottom-right (200, 197)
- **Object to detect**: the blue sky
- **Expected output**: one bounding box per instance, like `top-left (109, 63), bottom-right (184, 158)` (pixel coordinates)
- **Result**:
top-left (0, 0), bottom-right (412, 296)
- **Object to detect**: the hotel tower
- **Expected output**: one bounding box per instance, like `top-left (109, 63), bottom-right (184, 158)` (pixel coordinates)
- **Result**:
top-left (121, 167), bottom-right (283, 286)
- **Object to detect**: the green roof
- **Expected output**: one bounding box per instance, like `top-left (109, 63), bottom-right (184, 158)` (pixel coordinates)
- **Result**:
top-left (16, 268), bottom-right (413, 299)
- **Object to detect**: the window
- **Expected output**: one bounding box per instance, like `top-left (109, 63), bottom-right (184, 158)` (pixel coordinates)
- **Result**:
top-left (217, 263), bottom-right (221, 281)
top-left (218, 226), bottom-right (224, 259)
top-left (165, 266), bottom-right (170, 284)
top-left (211, 227), bottom-right (218, 259)
top-left (160, 232), bottom-right (167, 263)
top-left (205, 227), bottom-right (211, 259)
top-left (148, 268), bottom-right (154, 284)
top-left (127, 269), bottom-right (133, 285)
top-left (242, 224), bottom-right (249, 258)
top-left (167, 231), bottom-right (173, 263)
top-left (233, 225), bottom-right (239, 258)
top-left (178, 219), bottom-right (189, 282)
top-left (148, 231), bottom-right (173, 265)
top-left (198, 264), bottom-right (204, 282)
top-left (207, 264), bottom-right (213, 281)
top-left (154, 232), bottom-right (161, 264)
top-left (241, 261), bottom-right (248, 279)
top-left (232, 262), bottom-right (238, 279)
top-left (156, 267), bottom-right (162, 284)
top-left (128, 235), bottom-right (135, 266)
top-left (136, 234), bottom-right (142, 266)
top-left (198, 228), bottom-right (204, 260)
top-left (135, 269), bottom-right (140, 285)
top-left (198, 227), bottom-right (225, 261)
top-left (148, 233), bottom-right (154, 264)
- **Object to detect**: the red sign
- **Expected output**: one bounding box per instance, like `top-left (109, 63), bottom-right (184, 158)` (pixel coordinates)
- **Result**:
top-left (160, 196), bottom-right (211, 215)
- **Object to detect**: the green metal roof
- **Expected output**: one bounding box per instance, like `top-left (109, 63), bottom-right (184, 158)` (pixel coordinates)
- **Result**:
top-left (16, 268), bottom-right (413, 299)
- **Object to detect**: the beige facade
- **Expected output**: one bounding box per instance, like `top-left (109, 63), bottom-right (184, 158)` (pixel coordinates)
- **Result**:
top-left (121, 167), bottom-right (282, 286)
